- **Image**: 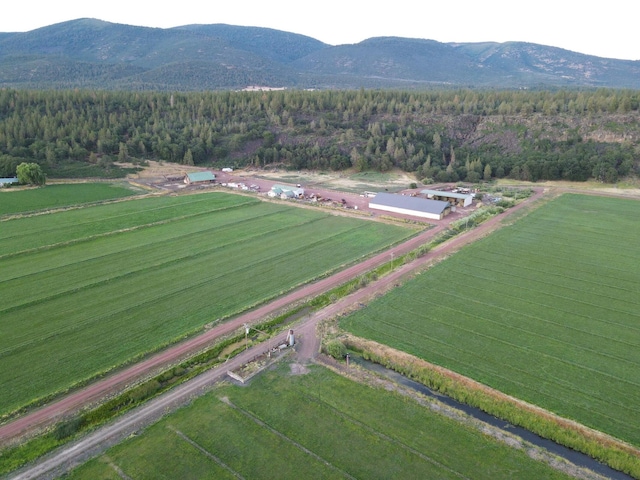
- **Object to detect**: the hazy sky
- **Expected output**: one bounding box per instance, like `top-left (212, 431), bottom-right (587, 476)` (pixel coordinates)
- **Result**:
top-left (4, 1), bottom-right (639, 61)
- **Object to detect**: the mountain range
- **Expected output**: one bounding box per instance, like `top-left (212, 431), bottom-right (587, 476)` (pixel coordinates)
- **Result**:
top-left (1, 18), bottom-right (639, 90)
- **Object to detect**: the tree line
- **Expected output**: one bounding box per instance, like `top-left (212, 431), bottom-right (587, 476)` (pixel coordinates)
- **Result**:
top-left (0, 88), bottom-right (638, 182)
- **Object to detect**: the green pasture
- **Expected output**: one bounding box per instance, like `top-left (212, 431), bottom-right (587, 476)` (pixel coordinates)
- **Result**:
top-left (0, 183), bottom-right (139, 216)
top-left (342, 194), bottom-right (640, 446)
top-left (64, 365), bottom-right (571, 480)
top-left (0, 191), bottom-right (256, 256)
top-left (0, 192), bottom-right (412, 416)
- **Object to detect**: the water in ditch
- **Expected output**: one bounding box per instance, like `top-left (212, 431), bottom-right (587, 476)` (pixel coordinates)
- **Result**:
top-left (351, 357), bottom-right (633, 480)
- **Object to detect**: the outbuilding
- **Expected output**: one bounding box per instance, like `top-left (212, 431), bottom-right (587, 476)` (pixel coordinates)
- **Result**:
top-left (184, 171), bottom-right (216, 185)
top-left (0, 177), bottom-right (19, 187)
top-left (421, 189), bottom-right (473, 207)
top-left (369, 192), bottom-right (451, 220)
top-left (268, 184), bottom-right (304, 198)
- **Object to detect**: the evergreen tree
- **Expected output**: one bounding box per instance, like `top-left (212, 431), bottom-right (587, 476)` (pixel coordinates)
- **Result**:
top-left (118, 142), bottom-right (128, 162)
top-left (432, 132), bottom-right (441, 152)
top-left (484, 164), bottom-right (492, 181)
top-left (183, 149), bottom-right (194, 166)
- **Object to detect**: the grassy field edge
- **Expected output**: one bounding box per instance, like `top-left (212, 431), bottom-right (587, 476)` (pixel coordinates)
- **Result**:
top-left (339, 334), bottom-right (640, 479)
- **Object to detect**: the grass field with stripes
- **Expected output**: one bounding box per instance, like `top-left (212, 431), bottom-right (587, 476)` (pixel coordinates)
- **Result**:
top-left (0, 192), bottom-right (412, 416)
top-left (0, 182), bottom-right (139, 216)
top-left (342, 194), bottom-right (640, 446)
top-left (65, 365), bottom-right (571, 480)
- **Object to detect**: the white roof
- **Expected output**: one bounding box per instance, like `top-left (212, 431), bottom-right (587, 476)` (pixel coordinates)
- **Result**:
top-left (369, 192), bottom-right (450, 214)
top-left (421, 189), bottom-right (472, 200)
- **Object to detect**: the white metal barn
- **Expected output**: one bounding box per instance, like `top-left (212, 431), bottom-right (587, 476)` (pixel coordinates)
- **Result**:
top-left (369, 192), bottom-right (451, 220)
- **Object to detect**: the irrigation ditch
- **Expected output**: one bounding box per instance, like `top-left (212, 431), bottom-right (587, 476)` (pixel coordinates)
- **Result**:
top-left (347, 355), bottom-right (633, 480)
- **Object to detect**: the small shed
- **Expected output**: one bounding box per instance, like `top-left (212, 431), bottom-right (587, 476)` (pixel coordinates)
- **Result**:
top-left (267, 186), bottom-right (283, 197)
top-left (184, 171), bottom-right (216, 184)
top-left (369, 192), bottom-right (451, 220)
top-left (268, 184), bottom-right (304, 198)
top-left (0, 177), bottom-right (19, 187)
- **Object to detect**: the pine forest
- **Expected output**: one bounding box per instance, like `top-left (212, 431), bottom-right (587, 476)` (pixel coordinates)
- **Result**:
top-left (0, 88), bottom-right (638, 183)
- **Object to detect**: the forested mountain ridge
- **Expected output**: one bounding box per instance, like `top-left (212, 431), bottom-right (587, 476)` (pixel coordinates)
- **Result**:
top-left (0, 19), bottom-right (325, 90)
top-left (1, 18), bottom-right (639, 90)
top-left (0, 89), bottom-right (638, 184)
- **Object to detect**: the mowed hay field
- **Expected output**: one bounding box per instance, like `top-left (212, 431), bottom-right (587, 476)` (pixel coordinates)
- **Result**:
top-left (0, 182), bottom-right (140, 216)
top-left (0, 192), bottom-right (413, 416)
top-left (64, 364), bottom-right (573, 480)
top-left (342, 194), bottom-right (640, 446)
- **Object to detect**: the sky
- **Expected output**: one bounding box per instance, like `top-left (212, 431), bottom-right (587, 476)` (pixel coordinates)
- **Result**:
top-left (3, 1), bottom-right (639, 61)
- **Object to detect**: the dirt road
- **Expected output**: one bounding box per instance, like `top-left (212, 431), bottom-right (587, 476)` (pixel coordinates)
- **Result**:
top-left (7, 330), bottom-right (294, 480)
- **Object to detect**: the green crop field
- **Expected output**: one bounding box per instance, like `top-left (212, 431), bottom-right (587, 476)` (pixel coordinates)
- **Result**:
top-left (64, 364), bottom-right (572, 480)
top-left (0, 192), bottom-right (413, 416)
top-left (0, 183), bottom-right (139, 216)
top-left (342, 194), bottom-right (640, 446)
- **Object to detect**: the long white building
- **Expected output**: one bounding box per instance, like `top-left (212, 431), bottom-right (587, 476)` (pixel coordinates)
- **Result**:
top-left (369, 192), bottom-right (451, 220)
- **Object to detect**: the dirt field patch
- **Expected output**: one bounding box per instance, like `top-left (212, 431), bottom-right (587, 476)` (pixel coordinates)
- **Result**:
top-left (252, 169), bottom-right (417, 193)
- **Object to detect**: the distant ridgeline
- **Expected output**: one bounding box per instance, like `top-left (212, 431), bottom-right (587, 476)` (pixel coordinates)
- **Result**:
top-left (1, 19), bottom-right (640, 90)
top-left (0, 88), bottom-right (638, 183)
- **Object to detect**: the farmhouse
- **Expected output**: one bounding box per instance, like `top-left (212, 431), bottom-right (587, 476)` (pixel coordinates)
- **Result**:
top-left (267, 184), bottom-right (305, 199)
top-left (421, 189), bottom-right (473, 207)
top-left (369, 192), bottom-right (451, 220)
top-left (184, 171), bottom-right (216, 185)
top-left (0, 177), bottom-right (18, 187)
